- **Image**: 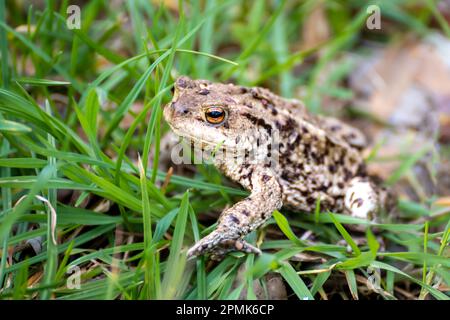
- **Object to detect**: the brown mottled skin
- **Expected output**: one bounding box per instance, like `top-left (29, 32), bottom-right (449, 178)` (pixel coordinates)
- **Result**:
top-left (163, 76), bottom-right (390, 260)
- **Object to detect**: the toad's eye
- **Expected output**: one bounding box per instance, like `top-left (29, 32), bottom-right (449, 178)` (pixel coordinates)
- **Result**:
top-left (205, 107), bottom-right (227, 125)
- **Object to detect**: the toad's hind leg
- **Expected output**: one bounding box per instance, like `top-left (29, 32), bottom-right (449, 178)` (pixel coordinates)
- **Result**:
top-left (344, 177), bottom-right (382, 221)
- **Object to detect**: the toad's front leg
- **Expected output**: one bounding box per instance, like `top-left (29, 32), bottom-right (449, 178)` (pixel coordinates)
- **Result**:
top-left (187, 167), bottom-right (282, 260)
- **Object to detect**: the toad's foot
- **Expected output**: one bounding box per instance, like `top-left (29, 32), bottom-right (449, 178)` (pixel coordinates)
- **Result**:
top-left (187, 230), bottom-right (261, 261)
top-left (344, 177), bottom-right (379, 221)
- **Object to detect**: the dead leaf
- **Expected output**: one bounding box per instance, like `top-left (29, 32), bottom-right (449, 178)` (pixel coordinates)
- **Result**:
top-left (301, 2), bottom-right (330, 51)
top-left (348, 33), bottom-right (450, 190)
top-left (434, 197), bottom-right (450, 206)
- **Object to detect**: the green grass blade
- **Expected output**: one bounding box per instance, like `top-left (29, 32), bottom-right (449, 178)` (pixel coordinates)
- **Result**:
top-left (278, 263), bottom-right (314, 300)
top-left (40, 101), bottom-right (59, 300)
top-left (161, 191), bottom-right (189, 299)
top-left (329, 213), bottom-right (361, 255)
top-left (371, 261), bottom-right (449, 300)
top-left (0, 119), bottom-right (32, 133)
top-left (344, 270), bottom-right (359, 300)
top-left (138, 154), bottom-right (155, 299)
top-left (188, 205), bottom-right (206, 300)
top-left (272, 210), bottom-right (306, 247)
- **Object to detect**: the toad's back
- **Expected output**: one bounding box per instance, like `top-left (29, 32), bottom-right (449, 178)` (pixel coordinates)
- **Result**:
top-left (228, 86), bottom-right (368, 213)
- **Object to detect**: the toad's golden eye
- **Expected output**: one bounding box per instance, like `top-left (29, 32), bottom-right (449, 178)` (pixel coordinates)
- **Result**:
top-left (205, 107), bottom-right (227, 125)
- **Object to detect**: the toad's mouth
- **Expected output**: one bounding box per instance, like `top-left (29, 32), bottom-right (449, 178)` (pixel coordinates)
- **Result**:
top-left (168, 123), bottom-right (237, 152)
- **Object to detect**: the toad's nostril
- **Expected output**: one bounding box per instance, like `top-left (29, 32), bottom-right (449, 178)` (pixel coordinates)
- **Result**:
top-left (172, 102), bottom-right (190, 116)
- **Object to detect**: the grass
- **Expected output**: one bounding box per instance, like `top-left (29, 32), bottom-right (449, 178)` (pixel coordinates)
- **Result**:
top-left (0, 0), bottom-right (449, 300)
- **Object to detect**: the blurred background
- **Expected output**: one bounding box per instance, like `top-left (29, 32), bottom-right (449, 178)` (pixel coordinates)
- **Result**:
top-left (0, 0), bottom-right (449, 300)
